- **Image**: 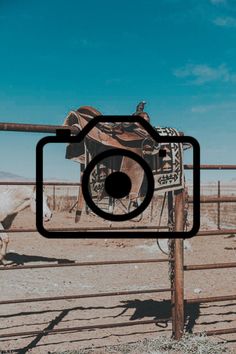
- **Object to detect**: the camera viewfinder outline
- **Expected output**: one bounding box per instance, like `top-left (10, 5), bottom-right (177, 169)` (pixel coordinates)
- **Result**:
top-left (36, 115), bottom-right (200, 238)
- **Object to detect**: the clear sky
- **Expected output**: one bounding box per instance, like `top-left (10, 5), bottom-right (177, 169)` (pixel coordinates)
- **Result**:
top-left (0, 0), bottom-right (236, 181)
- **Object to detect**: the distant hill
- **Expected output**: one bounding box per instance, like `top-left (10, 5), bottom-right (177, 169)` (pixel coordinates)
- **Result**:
top-left (0, 171), bottom-right (29, 180)
top-left (0, 171), bottom-right (72, 182)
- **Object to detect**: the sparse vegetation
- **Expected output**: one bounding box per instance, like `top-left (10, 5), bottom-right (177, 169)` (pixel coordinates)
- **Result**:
top-left (49, 334), bottom-right (232, 354)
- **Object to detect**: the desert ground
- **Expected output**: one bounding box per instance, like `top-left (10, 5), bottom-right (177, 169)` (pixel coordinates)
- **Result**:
top-left (0, 185), bottom-right (236, 353)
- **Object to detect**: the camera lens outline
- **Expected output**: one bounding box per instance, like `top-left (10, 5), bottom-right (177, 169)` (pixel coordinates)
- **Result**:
top-left (82, 148), bottom-right (154, 222)
top-left (104, 171), bottom-right (132, 199)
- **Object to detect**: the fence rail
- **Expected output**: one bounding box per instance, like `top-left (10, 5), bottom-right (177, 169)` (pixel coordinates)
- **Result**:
top-left (0, 122), bottom-right (80, 134)
top-left (0, 287), bottom-right (172, 305)
top-left (0, 318), bottom-right (172, 339)
top-left (0, 249), bottom-right (178, 340)
top-left (0, 257), bottom-right (171, 271)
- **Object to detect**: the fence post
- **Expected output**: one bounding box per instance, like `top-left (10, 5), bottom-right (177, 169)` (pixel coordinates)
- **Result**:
top-left (174, 238), bottom-right (184, 340)
top-left (217, 180), bottom-right (221, 230)
top-left (170, 239), bottom-right (176, 338)
top-left (168, 193), bottom-right (176, 338)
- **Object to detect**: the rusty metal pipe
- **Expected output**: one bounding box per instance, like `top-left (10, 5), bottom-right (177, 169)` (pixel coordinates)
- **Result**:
top-left (204, 327), bottom-right (236, 336)
top-left (0, 318), bottom-right (172, 339)
top-left (0, 258), bottom-right (171, 271)
top-left (173, 239), bottom-right (184, 340)
top-left (0, 225), bottom-right (169, 233)
top-left (0, 183), bottom-right (235, 202)
top-left (0, 122), bottom-right (79, 134)
top-left (1, 228), bottom-right (235, 235)
top-left (189, 196), bottom-right (236, 203)
top-left (184, 263), bottom-right (236, 271)
top-left (186, 294), bottom-right (236, 304)
top-left (0, 288), bottom-right (172, 305)
top-left (197, 229), bottom-right (236, 236)
top-left (0, 181), bottom-right (81, 186)
top-left (184, 164), bottom-right (236, 170)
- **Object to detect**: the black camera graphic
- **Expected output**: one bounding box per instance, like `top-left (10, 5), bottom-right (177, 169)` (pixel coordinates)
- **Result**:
top-left (36, 115), bottom-right (200, 238)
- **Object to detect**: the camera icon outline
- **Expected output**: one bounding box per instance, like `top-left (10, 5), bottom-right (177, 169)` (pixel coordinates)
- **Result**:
top-left (36, 115), bottom-right (200, 239)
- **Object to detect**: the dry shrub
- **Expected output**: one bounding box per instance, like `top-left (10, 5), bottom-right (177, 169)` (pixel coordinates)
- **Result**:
top-left (50, 333), bottom-right (232, 354)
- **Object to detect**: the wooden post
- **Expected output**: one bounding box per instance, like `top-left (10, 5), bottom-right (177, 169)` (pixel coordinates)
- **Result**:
top-left (172, 189), bottom-right (185, 340)
top-left (168, 192), bottom-right (176, 338)
top-left (217, 180), bottom-right (221, 230)
top-left (170, 239), bottom-right (176, 338)
top-left (174, 189), bottom-right (185, 232)
top-left (174, 238), bottom-right (184, 340)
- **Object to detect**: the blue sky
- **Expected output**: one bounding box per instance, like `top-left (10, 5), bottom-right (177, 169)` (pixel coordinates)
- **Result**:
top-left (0, 0), bottom-right (236, 181)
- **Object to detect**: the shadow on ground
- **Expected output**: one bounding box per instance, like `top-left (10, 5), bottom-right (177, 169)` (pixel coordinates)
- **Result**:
top-left (3, 298), bottom-right (201, 354)
top-left (5, 252), bottom-right (75, 265)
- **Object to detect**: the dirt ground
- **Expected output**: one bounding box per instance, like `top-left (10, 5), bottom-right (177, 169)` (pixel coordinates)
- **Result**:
top-left (0, 209), bottom-right (236, 353)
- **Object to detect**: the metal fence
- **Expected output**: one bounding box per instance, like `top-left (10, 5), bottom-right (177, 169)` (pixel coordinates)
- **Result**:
top-left (0, 168), bottom-right (235, 342)
top-left (0, 121), bottom-right (236, 343)
top-left (0, 247), bottom-right (178, 339)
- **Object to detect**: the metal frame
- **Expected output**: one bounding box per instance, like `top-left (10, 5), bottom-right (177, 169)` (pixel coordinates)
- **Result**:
top-left (0, 255), bottom-right (174, 340)
top-left (0, 122), bottom-right (236, 341)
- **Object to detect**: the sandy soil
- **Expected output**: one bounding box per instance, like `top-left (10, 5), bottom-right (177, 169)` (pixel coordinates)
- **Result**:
top-left (0, 209), bottom-right (236, 353)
